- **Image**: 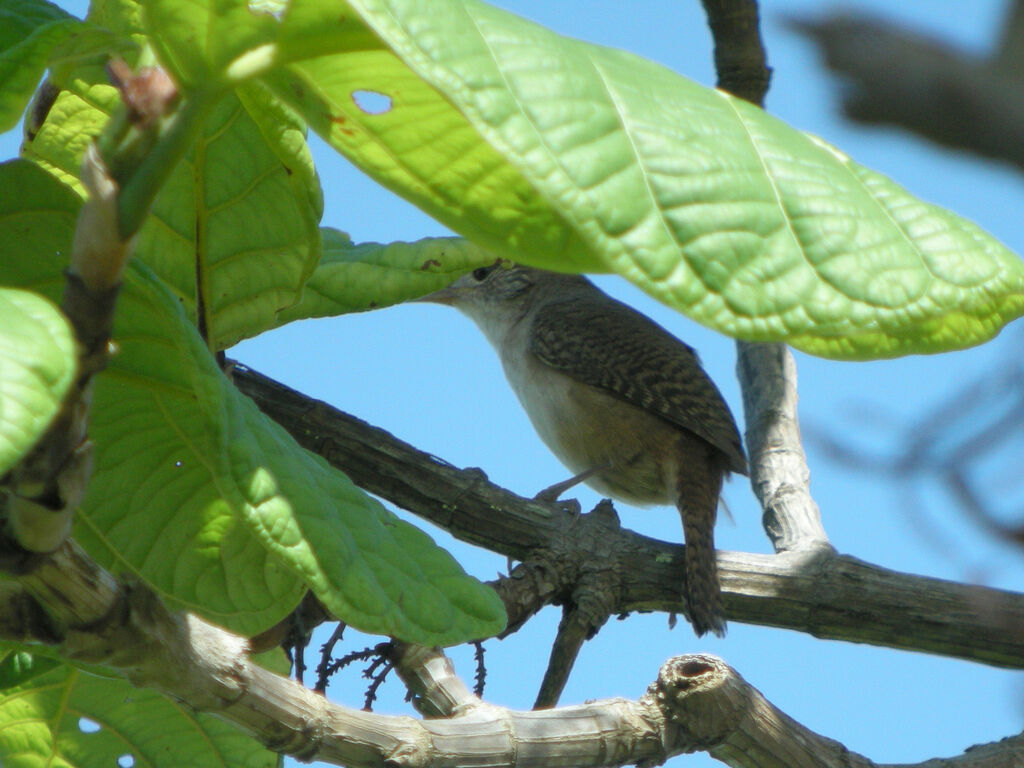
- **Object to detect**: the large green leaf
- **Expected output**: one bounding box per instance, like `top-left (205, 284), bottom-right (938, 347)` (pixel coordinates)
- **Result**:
top-left (337, 0), bottom-right (1024, 357)
top-left (171, 0), bottom-right (1019, 359)
top-left (0, 0), bottom-right (81, 133)
top-left (81, 261), bottom-right (501, 641)
top-left (0, 161), bottom-right (78, 478)
top-left (73, 262), bottom-right (307, 635)
top-left (262, 1), bottom-right (600, 276)
top-left (0, 161), bottom-right (505, 644)
top-left (23, 3), bottom-right (324, 351)
top-left (133, 80), bottom-right (323, 350)
top-left (273, 228), bottom-right (492, 325)
top-left (25, 0), bottom-right (1024, 357)
top-left (225, 372), bottom-right (505, 643)
top-left (0, 649), bottom-right (278, 768)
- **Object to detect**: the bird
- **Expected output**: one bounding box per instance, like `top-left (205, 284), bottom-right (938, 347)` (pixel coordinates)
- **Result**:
top-left (418, 262), bottom-right (747, 637)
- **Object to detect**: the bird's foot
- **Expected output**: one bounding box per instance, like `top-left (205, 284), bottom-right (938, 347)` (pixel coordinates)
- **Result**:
top-left (534, 485), bottom-right (582, 516)
top-left (534, 466), bottom-right (606, 503)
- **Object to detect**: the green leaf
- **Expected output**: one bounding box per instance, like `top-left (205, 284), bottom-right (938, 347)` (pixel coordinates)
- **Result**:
top-left (24, 57), bottom-right (325, 350)
top-left (142, 0), bottom-right (279, 88)
top-left (0, 167), bottom-right (301, 635)
top-left (0, 162), bottom-right (505, 644)
top-left (134, 81), bottom-right (323, 350)
top-left (0, 649), bottom-right (278, 768)
top-left (84, 262), bottom-right (501, 640)
top-left (273, 229), bottom-right (492, 325)
top-left (0, 161), bottom-right (79, 477)
top-left (226, 367), bottom-right (506, 643)
top-left (75, 264), bottom-right (308, 635)
top-left (265, 0), bottom-right (1024, 359)
top-left (85, 0), bottom-right (144, 36)
top-left (263, 0), bottom-right (600, 279)
top-left (0, 0), bottom-right (81, 133)
top-left (21, 62), bottom-right (118, 196)
top-left (0, 288), bottom-right (76, 477)
top-left (47, 23), bottom-right (137, 88)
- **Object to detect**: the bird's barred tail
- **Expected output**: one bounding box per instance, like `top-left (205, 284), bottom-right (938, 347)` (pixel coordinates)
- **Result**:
top-left (676, 439), bottom-right (727, 638)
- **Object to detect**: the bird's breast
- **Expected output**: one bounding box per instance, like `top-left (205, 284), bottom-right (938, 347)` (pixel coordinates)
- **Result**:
top-left (499, 342), bottom-right (680, 507)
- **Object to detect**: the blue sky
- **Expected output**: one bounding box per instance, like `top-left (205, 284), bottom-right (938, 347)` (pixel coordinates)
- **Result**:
top-left (3, 1), bottom-right (1022, 766)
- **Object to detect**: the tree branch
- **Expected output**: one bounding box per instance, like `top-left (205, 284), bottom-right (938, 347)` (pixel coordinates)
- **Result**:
top-left (6, 553), bottom-right (1022, 768)
top-left (808, 360), bottom-right (1024, 555)
top-left (788, 10), bottom-right (1024, 171)
top-left (736, 343), bottom-right (830, 552)
top-left (233, 366), bottom-right (1024, 669)
top-left (700, 0), bottom-right (772, 105)
top-left (699, 2), bottom-right (828, 556)
top-left (996, 0), bottom-right (1024, 71)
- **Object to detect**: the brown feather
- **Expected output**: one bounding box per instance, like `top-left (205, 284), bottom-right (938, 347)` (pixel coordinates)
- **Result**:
top-left (529, 282), bottom-right (747, 475)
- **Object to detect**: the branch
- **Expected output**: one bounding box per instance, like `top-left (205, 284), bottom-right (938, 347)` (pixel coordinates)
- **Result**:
top-left (6, 557), bottom-right (1022, 768)
top-left (0, 544), bottom-right (832, 767)
top-left (698, 2), bottom-right (828, 556)
top-left (996, 0), bottom-right (1024, 71)
top-left (809, 361), bottom-right (1024, 554)
top-left (736, 343), bottom-right (830, 552)
top-left (700, 0), bottom-right (772, 105)
top-left (788, 10), bottom-right (1024, 171)
top-left (233, 366), bottom-right (1024, 669)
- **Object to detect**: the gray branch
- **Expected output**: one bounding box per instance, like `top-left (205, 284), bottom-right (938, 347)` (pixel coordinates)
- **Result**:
top-left (735, 342), bottom-right (830, 552)
top-left (789, 10), bottom-right (1024, 171)
top-left (4, 563), bottom-right (1021, 768)
top-left (233, 365), bottom-right (1024, 669)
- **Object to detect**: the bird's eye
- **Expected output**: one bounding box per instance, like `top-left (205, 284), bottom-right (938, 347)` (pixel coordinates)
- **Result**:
top-left (471, 266), bottom-right (494, 282)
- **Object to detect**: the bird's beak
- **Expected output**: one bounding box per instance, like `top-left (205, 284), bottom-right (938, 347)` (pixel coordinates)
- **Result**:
top-left (410, 283), bottom-right (458, 305)
top-left (409, 258), bottom-right (501, 305)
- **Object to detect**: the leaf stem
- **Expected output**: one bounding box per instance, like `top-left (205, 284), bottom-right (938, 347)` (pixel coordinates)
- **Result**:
top-left (116, 90), bottom-right (217, 240)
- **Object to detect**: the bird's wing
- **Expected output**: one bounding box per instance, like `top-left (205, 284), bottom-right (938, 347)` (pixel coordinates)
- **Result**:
top-left (529, 295), bottom-right (748, 475)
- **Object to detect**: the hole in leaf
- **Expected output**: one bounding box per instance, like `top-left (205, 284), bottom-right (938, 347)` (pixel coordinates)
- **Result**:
top-left (78, 717), bottom-right (100, 733)
top-left (352, 90), bottom-right (392, 115)
top-left (117, 754), bottom-right (135, 768)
